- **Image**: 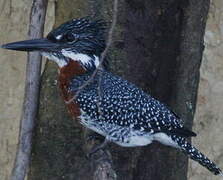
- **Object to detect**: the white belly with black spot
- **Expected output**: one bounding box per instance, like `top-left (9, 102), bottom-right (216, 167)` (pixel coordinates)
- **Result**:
top-left (79, 110), bottom-right (179, 148)
top-left (116, 133), bottom-right (154, 147)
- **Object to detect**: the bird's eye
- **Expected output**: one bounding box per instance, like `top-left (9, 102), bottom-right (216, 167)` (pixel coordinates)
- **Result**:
top-left (47, 33), bottom-right (57, 42)
top-left (65, 33), bottom-right (78, 43)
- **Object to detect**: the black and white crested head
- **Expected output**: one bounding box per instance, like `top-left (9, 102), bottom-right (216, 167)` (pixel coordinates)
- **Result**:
top-left (44, 17), bottom-right (107, 69)
top-left (1, 17), bottom-right (107, 70)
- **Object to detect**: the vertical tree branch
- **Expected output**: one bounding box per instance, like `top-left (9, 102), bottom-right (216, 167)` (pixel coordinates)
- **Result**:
top-left (11, 0), bottom-right (48, 180)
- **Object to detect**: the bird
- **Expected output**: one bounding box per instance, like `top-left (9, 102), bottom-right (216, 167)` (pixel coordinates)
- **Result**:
top-left (1, 17), bottom-right (223, 176)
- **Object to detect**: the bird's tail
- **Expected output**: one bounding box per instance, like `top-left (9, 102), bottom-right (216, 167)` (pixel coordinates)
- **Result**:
top-left (170, 135), bottom-right (223, 176)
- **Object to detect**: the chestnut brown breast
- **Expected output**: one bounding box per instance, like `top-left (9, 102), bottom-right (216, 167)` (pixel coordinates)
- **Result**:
top-left (58, 60), bottom-right (86, 118)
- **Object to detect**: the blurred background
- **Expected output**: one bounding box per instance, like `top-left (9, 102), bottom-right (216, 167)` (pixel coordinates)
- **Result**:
top-left (0, 0), bottom-right (222, 180)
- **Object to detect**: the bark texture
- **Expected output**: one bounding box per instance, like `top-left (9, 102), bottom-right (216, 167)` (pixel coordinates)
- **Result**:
top-left (28, 0), bottom-right (210, 180)
top-left (11, 1), bottom-right (48, 180)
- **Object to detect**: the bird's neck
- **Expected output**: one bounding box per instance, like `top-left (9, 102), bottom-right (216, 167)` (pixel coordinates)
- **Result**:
top-left (60, 51), bottom-right (100, 70)
top-left (58, 60), bottom-right (86, 95)
top-left (58, 60), bottom-right (86, 117)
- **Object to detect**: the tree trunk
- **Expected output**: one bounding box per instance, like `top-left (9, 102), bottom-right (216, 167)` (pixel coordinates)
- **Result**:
top-left (28, 0), bottom-right (210, 180)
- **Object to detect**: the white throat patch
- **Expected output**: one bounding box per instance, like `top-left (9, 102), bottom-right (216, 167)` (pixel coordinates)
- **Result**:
top-left (61, 49), bottom-right (99, 68)
top-left (41, 52), bottom-right (67, 67)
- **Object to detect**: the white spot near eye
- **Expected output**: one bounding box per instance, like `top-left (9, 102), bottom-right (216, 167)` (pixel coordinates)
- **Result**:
top-left (61, 49), bottom-right (99, 68)
top-left (56, 35), bottom-right (62, 40)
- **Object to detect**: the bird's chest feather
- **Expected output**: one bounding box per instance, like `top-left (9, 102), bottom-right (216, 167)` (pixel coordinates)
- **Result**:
top-left (58, 60), bottom-right (86, 119)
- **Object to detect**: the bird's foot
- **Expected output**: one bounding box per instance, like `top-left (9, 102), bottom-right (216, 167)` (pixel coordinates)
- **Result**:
top-left (86, 132), bottom-right (104, 143)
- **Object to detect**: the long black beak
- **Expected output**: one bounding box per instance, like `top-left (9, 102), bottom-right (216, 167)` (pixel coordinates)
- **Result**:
top-left (1, 38), bottom-right (59, 52)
